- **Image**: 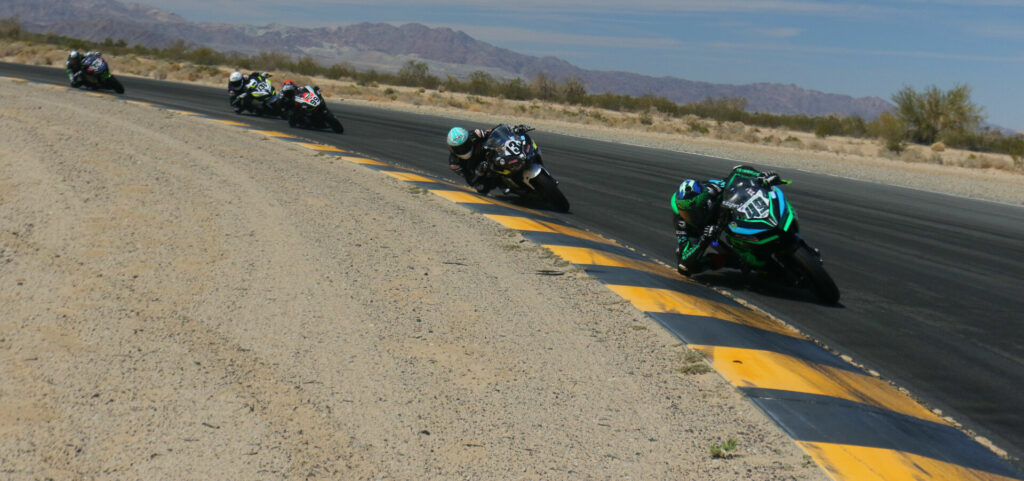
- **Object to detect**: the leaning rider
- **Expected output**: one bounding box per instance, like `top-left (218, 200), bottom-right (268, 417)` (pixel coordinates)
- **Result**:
top-left (66, 50), bottom-right (85, 87)
top-left (446, 126), bottom-right (496, 193)
top-left (672, 165), bottom-right (783, 275)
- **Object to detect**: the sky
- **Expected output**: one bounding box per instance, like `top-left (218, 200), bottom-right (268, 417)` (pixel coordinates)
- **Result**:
top-left (132, 0), bottom-right (1024, 130)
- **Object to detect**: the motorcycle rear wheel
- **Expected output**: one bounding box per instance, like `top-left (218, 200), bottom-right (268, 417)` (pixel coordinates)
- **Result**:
top-left (533, 172), bottom-right (570, 212)
top-left (790, 245), bottom-right (840, 304)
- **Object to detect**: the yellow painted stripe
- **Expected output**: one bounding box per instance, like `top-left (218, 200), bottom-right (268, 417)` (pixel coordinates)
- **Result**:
top-left (485, 215), bottom-right (616, 245)
top-left (429, 191), bottom-right (553, 218)
top-left (605, 285), bottom-right (800, 338)
top-left (249, 129), bottom-right (295, 138)
top-left (3, 76), bottom-right (27, 81)
top-left (50, 84), bottom-right (68, 89)
top-left (383, 171), bottom-right (437, 182)
top-left (342, 156), bottom-right (386, 165)
top-left (126, 100), bottom-right (154, 107)
top-left (210, 119), bottom-right (248, 127)
top-left (798, 442), bottom-right (1017, 481)
top-left (692, 345), bottom-right (945, 424)
top-left (430, 190), bottom-right (496, 204)
top-left (293, 142), bottom-right (346, 152)
top-left (165, 109), bottom-right (200, 116)
top-left (86, 92), bottom-right (111, 98)
top-left (542, 245), bottom-right (674, 279)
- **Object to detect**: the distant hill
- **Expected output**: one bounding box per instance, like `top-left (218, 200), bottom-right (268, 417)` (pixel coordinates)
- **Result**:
top-left (2, 0), bottom-right (894, 118)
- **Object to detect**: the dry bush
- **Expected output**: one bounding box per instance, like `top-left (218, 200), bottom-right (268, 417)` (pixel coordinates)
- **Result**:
top-left (931, 142), bottom-right (946, 152)
top-left (900, 148), bottom-right (929, 163)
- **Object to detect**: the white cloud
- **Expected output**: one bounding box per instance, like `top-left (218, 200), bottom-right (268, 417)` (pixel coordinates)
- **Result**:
top-left (426, 23), bottom-right (682, 50)
top-left (754, 27), bottom-right (802, 37)
top-left (706, 40), bottom-right (1024, 62)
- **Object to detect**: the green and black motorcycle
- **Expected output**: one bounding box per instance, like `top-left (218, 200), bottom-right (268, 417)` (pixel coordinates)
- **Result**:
top-left (70, 54), bottom-right (124, 94)
top-left (703, 174), bottom-right (840, 304)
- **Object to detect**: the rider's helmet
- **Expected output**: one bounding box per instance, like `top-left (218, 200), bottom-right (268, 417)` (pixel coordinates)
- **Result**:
top-left (447, 127), bottom-right (472, 159)
top-left (673, 179), bottom-right (714, 226)
top-left (228, 71), bottom-right (244, 90)
top-left (68, 50), bottom-right (81, 67)
top-left (280, 80), bottom-right (297, 97)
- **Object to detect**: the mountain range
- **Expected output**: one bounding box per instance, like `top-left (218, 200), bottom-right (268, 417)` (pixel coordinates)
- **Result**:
top-left (1, 0), bottom-right (894, 118)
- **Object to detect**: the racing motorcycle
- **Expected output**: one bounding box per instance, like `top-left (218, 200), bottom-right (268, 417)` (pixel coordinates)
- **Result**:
top-left (72, 54), bottom-right (124, 93)
top-left (479, 124), bottom-right (569, 212)
top-left (698, 174), bottom-right (839, 304)
top-left (232, 75), bottom-right (286, 118)
top-left (287, 86), bottom-right (343, 133)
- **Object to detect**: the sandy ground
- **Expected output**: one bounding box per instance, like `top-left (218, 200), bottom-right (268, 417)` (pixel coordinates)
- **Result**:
top-left (0, 79), bottom-right (828, 479)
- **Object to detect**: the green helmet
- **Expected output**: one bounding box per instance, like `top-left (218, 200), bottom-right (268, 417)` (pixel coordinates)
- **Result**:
top-left (672, 179), bottom-right (713, 226)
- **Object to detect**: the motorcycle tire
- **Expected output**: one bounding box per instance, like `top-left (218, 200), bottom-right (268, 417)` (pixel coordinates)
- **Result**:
top-left (327, 114), bottom-right (344, 134)
top-left (533, 171), bottom-right (570, 213)
top-left (107, 76), bottom-right (125, 94)
top-left (790, 245), bottom-right (840, 305)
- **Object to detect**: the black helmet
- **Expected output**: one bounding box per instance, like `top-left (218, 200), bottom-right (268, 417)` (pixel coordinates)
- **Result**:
top-left (672, 179), bottom-right (713, 226)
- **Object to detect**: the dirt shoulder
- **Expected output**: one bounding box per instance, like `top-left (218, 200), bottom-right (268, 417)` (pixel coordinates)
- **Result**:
top-left (0, 79), bottom-right (826, 479)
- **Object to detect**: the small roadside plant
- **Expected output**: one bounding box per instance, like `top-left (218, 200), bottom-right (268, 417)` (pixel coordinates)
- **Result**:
top-left (710, 438), bottom-right (739, 458)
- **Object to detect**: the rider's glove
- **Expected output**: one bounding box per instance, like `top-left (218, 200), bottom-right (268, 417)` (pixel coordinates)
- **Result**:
top-left (512, 124), bottom-right (531, 135)
top-left (762, 171), bottom-right (781, 186)
top-left (701, 225), bottom-right (719, 242)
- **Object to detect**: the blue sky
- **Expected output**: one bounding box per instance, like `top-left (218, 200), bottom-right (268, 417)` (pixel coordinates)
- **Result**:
top-left (135, 0), bottom-right (1024, 130)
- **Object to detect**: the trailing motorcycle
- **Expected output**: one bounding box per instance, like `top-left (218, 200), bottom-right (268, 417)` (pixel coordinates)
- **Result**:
top-left (700, 175), bottom-right (839, 304)
top-left (231, 75), bottom-right (286, 118)
top-left (288, 86), bottom-right (343, 133)
top-left (480, 124), bottom-right (569, 212)
top-left (71, 54), bottom-right (124, 93)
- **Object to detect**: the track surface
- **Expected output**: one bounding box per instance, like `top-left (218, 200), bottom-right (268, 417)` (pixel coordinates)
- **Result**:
top-left (6, 63), bottom-right (1023, 466)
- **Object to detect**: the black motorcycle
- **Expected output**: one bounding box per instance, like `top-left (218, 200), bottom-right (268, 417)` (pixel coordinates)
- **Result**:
top-left (71, 55), bottom-right (124, 94)
top-left (480, 125), bottom-right (569, 212)
top-left (288, 86), bottom-right (343, 133)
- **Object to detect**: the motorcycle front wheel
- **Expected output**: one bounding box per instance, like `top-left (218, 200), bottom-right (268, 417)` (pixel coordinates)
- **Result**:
top-left (790, 245), bottom-right (840, 304)
top-left (106, 76), bottom-right (124, 94)
top-left (533, 171), bottom-right (570, 213)
top-left (327, 114), bottom-right (344, 134)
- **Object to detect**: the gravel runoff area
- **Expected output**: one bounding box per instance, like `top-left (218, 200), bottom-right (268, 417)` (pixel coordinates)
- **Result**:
top-left (0, 79), bottom-right (829, 479)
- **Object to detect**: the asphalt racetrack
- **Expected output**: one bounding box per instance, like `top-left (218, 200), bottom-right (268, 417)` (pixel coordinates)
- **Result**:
top-left (5, 62), bottom-right (1022, 468)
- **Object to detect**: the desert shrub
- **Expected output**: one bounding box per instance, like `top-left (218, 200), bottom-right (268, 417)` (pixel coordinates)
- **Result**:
top-left (892, 84), bottom-right (983, 145)
top-left (814, 115), bottom-right (843, 138)
top-left (868, 112), bottom-right (907, 153)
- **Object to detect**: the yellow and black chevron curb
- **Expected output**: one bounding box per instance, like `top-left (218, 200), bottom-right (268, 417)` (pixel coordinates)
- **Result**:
top-left (11, 76), bottom-right (1020, 481)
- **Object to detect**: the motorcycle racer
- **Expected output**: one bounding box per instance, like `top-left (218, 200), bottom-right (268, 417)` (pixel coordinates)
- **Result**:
top-left (446, 126), bottom-right (495, 193)
top-left (65, 50), bottom-right (85, 87)
top-left (673, 165), bottom-right (782, 274)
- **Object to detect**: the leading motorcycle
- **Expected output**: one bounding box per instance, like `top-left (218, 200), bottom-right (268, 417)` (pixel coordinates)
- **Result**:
top-left (71, 54), bottom-right (124, 94)
top-left (480, 124), bottom-right (569, 212)
top-left (695, 174), bottom-right (839, 304)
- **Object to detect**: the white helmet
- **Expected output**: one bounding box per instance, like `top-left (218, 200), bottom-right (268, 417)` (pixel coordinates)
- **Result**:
top-left (69, 50), bottom-right (80, 60)
top-left (229, 71), bottom-right (243, 83)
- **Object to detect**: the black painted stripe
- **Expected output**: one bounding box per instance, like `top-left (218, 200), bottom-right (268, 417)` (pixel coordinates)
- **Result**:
top-left (743, 388), bottom-right (1020, 478)
top-left (647, 312), bottom-right (860, 373)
